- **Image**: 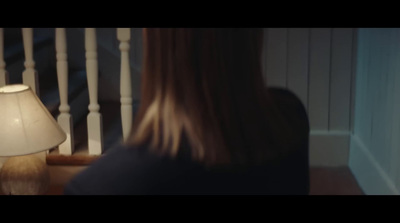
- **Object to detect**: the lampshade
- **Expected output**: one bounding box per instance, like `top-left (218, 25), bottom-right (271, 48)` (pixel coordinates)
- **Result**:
top-left (0, 84), bottom-right (66, 156)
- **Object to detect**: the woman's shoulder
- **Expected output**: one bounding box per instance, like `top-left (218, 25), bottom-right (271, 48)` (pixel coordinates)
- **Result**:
top-left (267, 87), bottom-right (310, 134)
top-left (268, 87), bottom-right (306, 110)
top-left (63, 145), bottom-right (194, 195)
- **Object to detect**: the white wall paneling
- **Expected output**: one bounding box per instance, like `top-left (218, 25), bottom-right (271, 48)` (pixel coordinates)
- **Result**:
top-left (350, 28), bottom-right (400, 194)
top-left (308, 28), bottom-right (331, 131)
top-left (265, 28), bottom-right (288, 88)
top-left (287, 28), bottom-right (309, 111)
top-left (329, 28), bottom-right (353, 131)
top-left (390, 30), bottom-right (400, 191)
top-left (265, 28), bottom-right (356, 166)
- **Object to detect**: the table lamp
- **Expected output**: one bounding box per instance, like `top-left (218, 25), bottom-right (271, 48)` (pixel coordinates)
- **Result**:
top-left (0, 84), bottom-right (66, 195)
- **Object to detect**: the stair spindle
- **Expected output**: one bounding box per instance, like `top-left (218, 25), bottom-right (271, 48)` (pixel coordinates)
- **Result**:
top-left (117, 28), bottom-right (133, 143)
top-left (85, 28), bottom-right (103, 155)
top-left (0, 28), bottom-right (9, 87)
top-left (22, 28), bottom-right (39, 96)
top-left (55, 28), bottom-right (75, 155)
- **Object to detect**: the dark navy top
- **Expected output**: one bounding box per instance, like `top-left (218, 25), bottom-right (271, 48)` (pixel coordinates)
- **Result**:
top-left (64, 88), bottom-right (310, 195)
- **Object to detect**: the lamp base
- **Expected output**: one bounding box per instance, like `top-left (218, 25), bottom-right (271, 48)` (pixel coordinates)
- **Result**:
top-left (0, 155), bottom-right (50, 195)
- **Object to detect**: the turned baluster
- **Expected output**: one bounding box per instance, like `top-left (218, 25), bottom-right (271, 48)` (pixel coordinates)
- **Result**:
top-left (56, 28), bottom-right (75, 155)
top-left (22, 28), bottom-right (39, 96)
top-left (117, 28), bottom-right (133, 143)
top-left (85, 28), bottom-right (103, 155)
top-left (0, 28), bottom-right (9, 87)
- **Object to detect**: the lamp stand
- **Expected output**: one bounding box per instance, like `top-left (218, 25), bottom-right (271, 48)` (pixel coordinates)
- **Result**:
top-left (0, 154), bottom-right (50, 195)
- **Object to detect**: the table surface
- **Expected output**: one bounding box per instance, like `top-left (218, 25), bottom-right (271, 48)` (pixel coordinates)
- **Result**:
top-left (0, 186), bottom-right (64, 195)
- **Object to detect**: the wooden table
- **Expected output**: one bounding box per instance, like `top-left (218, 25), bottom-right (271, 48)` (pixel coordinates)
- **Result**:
top-left (0, 186), bottom-right (64, 195)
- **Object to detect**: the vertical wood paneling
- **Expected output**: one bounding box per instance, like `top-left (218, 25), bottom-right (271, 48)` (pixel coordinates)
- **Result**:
top-left (368, 30), bottom-right (379, 163)
top-left (287, 28), bottom-right (309, 111)
top-left (391, 29), bottom-right (400, 189)
top-left (352, 28), bottom-right (362, 134)
top-left (382, 29), bottom-right (392, 174)
top-left (362, 29), bottom-right (374, 147)
top-left (368, 30), bottom-right (381, 162)
top-left (265, 28), bottom-right (355, 134)
top-left (329, 28), bottom-right (353, 131)
top-left (308, 28), bottom-right (331, 130)
top-left (265, 28), bottom-right (288, 88)
top-left (354, 29), bottom-right (370, 143)
top-left (350, 29), bottom-right (358, 134)
top-left (386, 28), bottom-right (398, 183)
top-left (372, 29), bottom-right (390, 173)
top-left (350, 28), bottom-right (400, 194)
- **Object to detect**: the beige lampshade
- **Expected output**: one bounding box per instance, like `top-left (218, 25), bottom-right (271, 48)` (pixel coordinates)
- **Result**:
top-left (0, 84), bottom-right (66, 156)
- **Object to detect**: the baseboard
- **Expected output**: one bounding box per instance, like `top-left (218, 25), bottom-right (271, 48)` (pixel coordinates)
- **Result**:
top-left (309, 131), bottom-right (350, 167)
top-left (349, 135), bottom-right (399, 195)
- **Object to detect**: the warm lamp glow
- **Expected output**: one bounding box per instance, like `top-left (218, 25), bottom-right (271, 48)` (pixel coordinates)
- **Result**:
top-left (0, 84), bottom-right (66, 195)
top-left (0, 84), bottom-right (66, 156)
top-left (0, 85), bottom-right (29, 93)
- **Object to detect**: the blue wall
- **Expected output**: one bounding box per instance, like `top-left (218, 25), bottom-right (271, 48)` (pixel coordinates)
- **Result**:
top-left (350, 28), bottom-right (400, 195)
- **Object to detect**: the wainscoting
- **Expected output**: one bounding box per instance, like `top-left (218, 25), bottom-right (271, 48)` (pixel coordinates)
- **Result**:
top-left (263, 28), bottom-right (357, 166)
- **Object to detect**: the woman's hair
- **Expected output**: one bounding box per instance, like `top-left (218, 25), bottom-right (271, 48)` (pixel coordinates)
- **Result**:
top-left (128, 28), bottom-right (297, 166)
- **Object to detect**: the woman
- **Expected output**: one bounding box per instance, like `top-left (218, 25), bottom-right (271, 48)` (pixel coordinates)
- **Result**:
top-left (64, 28), bottom-right (310, 195)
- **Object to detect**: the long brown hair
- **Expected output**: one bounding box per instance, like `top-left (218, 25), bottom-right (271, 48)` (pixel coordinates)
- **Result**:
top-left (128, 28), bottom-right (297, 166)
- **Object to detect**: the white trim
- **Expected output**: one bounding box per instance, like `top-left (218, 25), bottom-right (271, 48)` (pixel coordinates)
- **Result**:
top-left (349, 134), bottom-right (399, 195)
top-left (309, 131), bottom-right (350, 167)
top-left (310, 130), bottom-right (350, 136)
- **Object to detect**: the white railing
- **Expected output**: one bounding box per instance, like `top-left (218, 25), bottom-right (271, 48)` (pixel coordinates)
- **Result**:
top-left (22, 28), bottom-right (39, 96)
top-left (0, 28), bottom-right (134, 157)
top-left (0, 28), bottom-right (8, 87)
top-left (55, 28), bottom-right (74, 155)
top-left (117, 28), bottom-right (133, 143)
top-left (85, 28), bottom-right (104, 155)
